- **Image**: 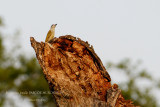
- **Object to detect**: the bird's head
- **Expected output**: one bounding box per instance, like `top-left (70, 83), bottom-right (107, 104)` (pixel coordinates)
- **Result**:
top-left (51, 24), bottom-right (57, 29)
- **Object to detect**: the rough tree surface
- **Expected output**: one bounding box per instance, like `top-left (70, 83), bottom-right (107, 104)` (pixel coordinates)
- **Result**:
top-left (30, 35), bottom-right (138, 107)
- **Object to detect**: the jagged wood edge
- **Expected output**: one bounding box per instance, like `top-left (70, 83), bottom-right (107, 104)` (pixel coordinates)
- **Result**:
top-left (30, 36), bottom-right (137, 107)
top-left (30, 37), bottom-right (59, 105)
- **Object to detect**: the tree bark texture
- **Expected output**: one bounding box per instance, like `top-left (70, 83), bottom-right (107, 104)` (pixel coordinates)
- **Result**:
top-left (30, 35), bottom-right (138, 107)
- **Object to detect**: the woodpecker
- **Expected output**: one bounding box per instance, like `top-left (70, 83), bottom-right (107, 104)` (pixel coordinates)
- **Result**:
top-left (45, 24), bottom-right (57, 42)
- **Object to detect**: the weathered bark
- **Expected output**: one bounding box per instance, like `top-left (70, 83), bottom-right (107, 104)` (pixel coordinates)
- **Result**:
top-left (30, 35), bottom-right (138, 107)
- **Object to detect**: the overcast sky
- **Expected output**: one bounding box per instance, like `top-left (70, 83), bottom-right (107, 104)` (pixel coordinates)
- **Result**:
top-left (1, 0), bottom-right (160, 106)
top-left (1, 0), bottom-right (160, 76)
top-left (0, 0), bottom-right (160, 77)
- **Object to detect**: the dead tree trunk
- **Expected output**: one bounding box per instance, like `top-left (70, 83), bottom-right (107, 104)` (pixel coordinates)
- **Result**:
top-left (30, 35), bottom-right (138, 107)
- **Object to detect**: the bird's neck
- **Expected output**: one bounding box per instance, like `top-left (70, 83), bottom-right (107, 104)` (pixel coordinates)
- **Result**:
top-left (50, 28), bottom-right (55, 32)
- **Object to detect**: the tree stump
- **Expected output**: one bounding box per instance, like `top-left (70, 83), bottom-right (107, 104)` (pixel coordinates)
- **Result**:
top-left (30, 35), bottom-right (138, 107)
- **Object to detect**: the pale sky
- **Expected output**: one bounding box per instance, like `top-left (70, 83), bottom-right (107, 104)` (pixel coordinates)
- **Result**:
top-left (1, 0), bottom-right (160, 76)
top-left (0, 0), bottom-right (160, 106)
top-left (1, 0), bottom-right (160, 80)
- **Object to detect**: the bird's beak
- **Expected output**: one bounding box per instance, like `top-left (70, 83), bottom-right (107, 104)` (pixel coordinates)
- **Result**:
top-left (55, 24), bottom-right (57, 26)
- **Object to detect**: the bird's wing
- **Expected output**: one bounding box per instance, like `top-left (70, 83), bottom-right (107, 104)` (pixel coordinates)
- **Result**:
top-left (45, 30), bottom-right (51, 42)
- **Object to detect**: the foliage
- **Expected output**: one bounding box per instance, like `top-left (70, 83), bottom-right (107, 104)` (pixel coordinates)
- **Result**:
top-left (107, 59), bottom-right (159, 107)
top-left (0, 17), bottom-right (56, 107)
